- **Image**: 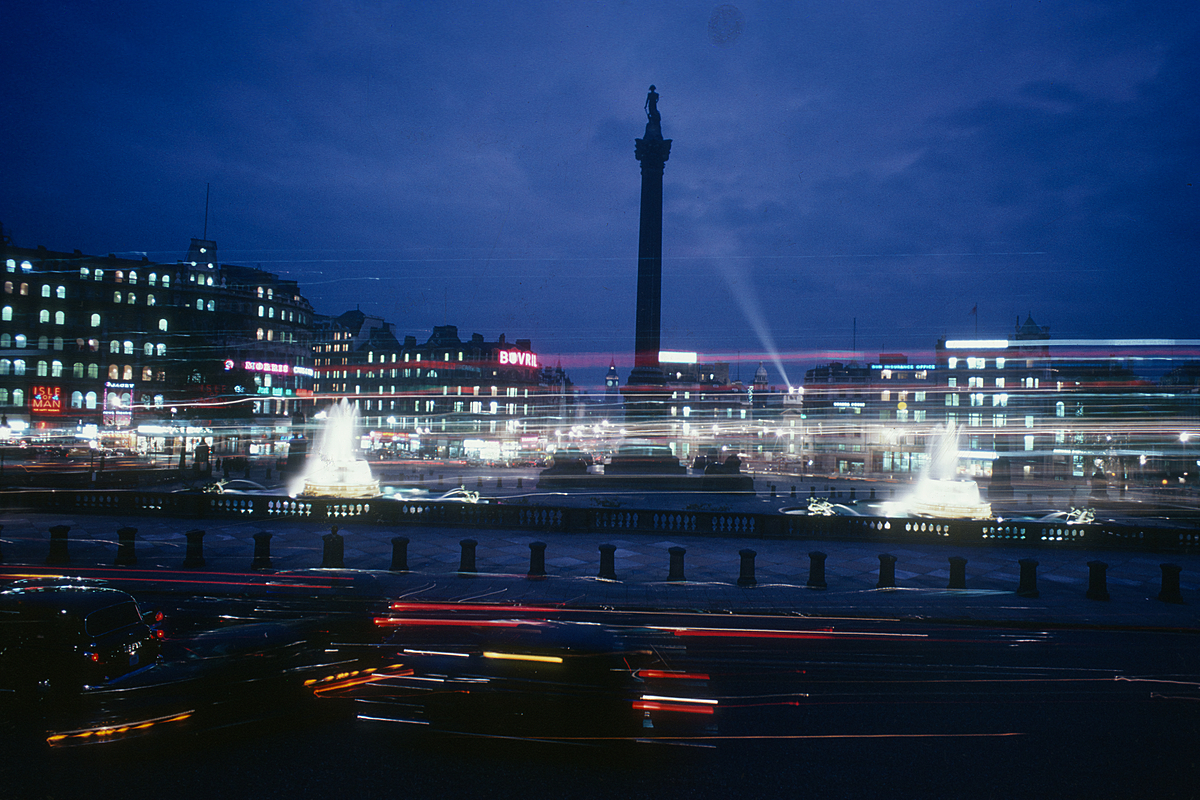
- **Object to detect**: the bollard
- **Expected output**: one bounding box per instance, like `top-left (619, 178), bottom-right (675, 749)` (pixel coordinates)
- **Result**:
top-left (527, 541), bottom-right (547, 580)
top-left (876, 553), bottom-right (897, 589)
top-left (849, 488), bottom-right (856, 501)
top-left (790, 485), bottom-right (796, 498)
top-left (807, 551), bottom-right (828, 589)
top-left (598, 544), bottom-right (617, 580)
top-left (1016, 558), bottom-right (1040, 597)
top-left (829, 489), bottom-right (836, 501)
top-left (517, 477), bottom-right (523, 489)
top-left (1158, 564), bottom-right (1184, 604)
top-left (478, 477), bottom-right (484, 488)
top-left (0, 524), bottom-right (4, 563)
top-left (810, 486), bottom-right (816, 497)
top-left (1086, 560), bottom-right (1110, 601)
top-left (265, 467), bottom-right (272, 480)
top-left (390, 536), bottom-right (410, 572)
top-left (115, 526), bottom-right (138, 567)
top-left (244, 464), bottom-right (251, 479)
top-left (321, 526), bottom-right (345, 569)
top-left (459, 538), bottom-right (478, 574)
top-left (737, 549), bottom-right (757, 588)
top-left (869, 487), bottom-right (876, 501)
top-left (667, 546), bottom-right (687, 582)
top-left (496, 477), bottom-right (503, 489)
top-left (770, 484), bottom-right (776, 498)
top-left (948, 556), bottom-right (967, 590)
top-left (46, 524), bottom-right (71, 566)
top-left (251, 532), bottom-right (273, 571)
top-left (183, 529), bottom-right (206, 569)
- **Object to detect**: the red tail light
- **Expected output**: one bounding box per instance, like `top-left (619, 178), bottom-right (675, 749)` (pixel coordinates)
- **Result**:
top-left (85, 652), bottom-right (100, 663)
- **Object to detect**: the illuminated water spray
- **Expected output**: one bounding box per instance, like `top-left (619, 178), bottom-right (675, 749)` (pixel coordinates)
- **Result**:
top-left (901, 421), bottom-right (992, 520)
top-left (295, 398), bottom-right (379, 499)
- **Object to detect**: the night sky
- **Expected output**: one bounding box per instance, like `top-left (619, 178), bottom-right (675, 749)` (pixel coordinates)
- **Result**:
top-left (2, 1), bottom-right (1197, 390)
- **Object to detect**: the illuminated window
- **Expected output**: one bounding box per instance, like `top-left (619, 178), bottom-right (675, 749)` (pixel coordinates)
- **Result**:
top-left (0, 359), bottom-right (7, 374)
top-left (12, 359), bottom-right (24, 375)
top-left (122, 365), bottom-right (133, 380)
top-left (1024, 435), bottom-right (1035, 451)
top-left (129, 271), bottom-right (137, 284)
top-left (71, 391), bottom-right (83, 409)
top-left (12, 389), bottom-right (22, 406)
top-left (1, 306), bottom-right (10, 321)
top-left (40, 285), bottom-right (50, 298)
top-left (196, 299), bottom-right (203, 311)
top-left (156, 343), bottom-right (165, 356)
top-left (53, 337), bottom-right (62, 350)
top-left (88, 364), bottom-right (98, 379)
top-left (110, 340), bottom-right (120, 354)
top-left (1056, 401), bottom-right (1065, 418)
top-left (115, 271), bottom-right (124, 283)
top-left (996, 357), bottom-right (1005, 369)
top-left (144, 343), bottom-right (153, 356)
top-left (148, 273), bottom-right (157, 286)
top-left (51, 360), bottom-right (62, 377)
top-left (881, 390), bottom-right (890, 402)
top-left (947, 357), bottom-right (958, 369)
top-left (147, 294), bottom-right (155, 306)
top-left (56, 286), bottom-right (65, 299)
top-left (947, 377), bottom-right (957, 388)
top-left (5, 260), bottom-right (13, 272)
top-left (915, 391), bottom-right (926, 402)
top-left (14, 335), bottom-right (24, 349)
top-left (109, 365), bottom-right (119, 379)
top-left (257, 328), bottom-right (264, 341)
top-left (91, 314), bottom-right (101, 327)
top-left (1025, 415), bottom-right (1033, 428)
top-left (142, 367), bottom-right (153, 381)
top-left (20, 262), bottom-right (30, 272)
top-left (2, 282), bottom-right (9, 294)
top-left (206, 300), bottom-right (214, 311)
top-left (38, 310), bottom-right (49, 323)
top-left (161, 274), bottom-right (170, 287)
top-left (113, 291), bottom-right (122, 303)
top-left (258, 305), bottom-right (264, 317)
top-left (159, 319), bottom-right (168, 332)
top-left (94, 270), bottom-right (103, 281)
top-left (128, 293), bottom-right (136, 304)
top-left (73, 363), bottom-right (83, 378)
top-left (37, 336), bottom-right (47, 349)
top-left (54, 311), bottom-right (64, 325)
top-left (85, 391), bottom-right (97, 409)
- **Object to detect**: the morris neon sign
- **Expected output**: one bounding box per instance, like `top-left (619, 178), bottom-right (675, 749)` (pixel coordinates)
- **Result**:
top-left (499, 350), bottom-right (538, 368)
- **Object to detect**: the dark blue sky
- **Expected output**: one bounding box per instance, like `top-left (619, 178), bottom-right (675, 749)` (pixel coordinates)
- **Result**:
top-left (3, 1), bottom-right (1197, 390)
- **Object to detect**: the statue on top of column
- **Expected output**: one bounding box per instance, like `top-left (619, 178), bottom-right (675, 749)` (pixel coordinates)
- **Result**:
top-left (645, 85), bottom-right (660, 122)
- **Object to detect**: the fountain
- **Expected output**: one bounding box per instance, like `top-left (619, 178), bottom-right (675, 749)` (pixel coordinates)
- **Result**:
top-left (902, 421), bottom-right (992, 519)
top-left (294, 399), bottom-right (379, 499)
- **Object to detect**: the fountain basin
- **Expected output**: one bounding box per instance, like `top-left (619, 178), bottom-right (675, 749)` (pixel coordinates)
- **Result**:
top-left (906, 477), bottom-right (992, 520)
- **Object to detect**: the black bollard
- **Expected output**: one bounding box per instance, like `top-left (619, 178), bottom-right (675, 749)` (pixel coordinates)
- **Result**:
top-left (869, 487), bottom-right (876, 501)
top-left (390, 536), bottom-right (410, 572)
top-left (496, 477), bottom-right (503, 489)
top-left (527, 541), bottom-right (547, 580)
top-left (1086, 560), bottom-right (1110, 601)
top-left (948, 556), bottom-right (968, 590)
top-left (517, 477), bottom-right (523, 489)
top-left (790, 485), bottom-right (796, 498)
top-left (737, 549), bottom-right (757, 588)
top-left (223, 461), bottom-right (231, 479)
top-left (183, 529), bottom-right (206, 569)
top-left (265, 467), bottom-right (271, 480)
top-left (807, 551), bottom-right (828, 589)
top-left (478, 477), bottom-right (484, 488)
top-left (876, 553), bottom-right (897, 589)
top-left (115, 526), bottom-right (138, 567)
top-left (598, 543), bottom-right (617, 580)
top-left (667, 546), bottom-right (687, 582)
top-left (46, 524), bottom-right (71, 566)
top-left (849, 488), bottom-right (856, 501)
top-left (1016, 558), bottom-right (1040, 598)
top-left (459, 538), bottom-right (478, 574)
top-left (829, 489), bottom-right (836, 501)
top-left (321, 526), bottom-right (345, 569)
top-left (810, 486), bottom-right (816, 497)
top-left (770, 484), bottom-right (777, 498)
top-left (251, 532), bottom-right (273, 571)
top-left (1027, 493), bottom-right (1033, 505)
top-left (244, 464), bottom-right (251, 479)
top-left (1158, 563), bottom-right (1184, 604)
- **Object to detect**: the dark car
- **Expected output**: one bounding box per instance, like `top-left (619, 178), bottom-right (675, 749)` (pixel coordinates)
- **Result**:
top-left (0, 585), bottom-right (161, 696)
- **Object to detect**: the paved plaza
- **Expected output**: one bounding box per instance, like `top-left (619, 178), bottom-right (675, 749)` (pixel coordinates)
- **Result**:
top-left (2, 506), bottom-right (1198, 631)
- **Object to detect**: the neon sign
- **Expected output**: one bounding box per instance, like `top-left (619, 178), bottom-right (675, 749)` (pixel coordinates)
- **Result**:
top-left (30, 386), bottom-right (62, 414)
top-left (499, 350), bottom-right (538, 368)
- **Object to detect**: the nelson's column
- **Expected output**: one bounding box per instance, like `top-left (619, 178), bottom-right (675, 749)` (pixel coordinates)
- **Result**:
top-left (624, 85), bottom-right (672, 413)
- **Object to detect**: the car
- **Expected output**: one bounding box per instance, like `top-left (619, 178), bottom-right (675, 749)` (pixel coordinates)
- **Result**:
top-left (204, 479), bottom-right (273, 495)
top-left (0, 584), bottom-right (162, 697)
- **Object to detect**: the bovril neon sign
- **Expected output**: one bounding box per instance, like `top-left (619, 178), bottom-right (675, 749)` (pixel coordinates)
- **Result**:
top-left (498, 350), bottom-right (538, 368)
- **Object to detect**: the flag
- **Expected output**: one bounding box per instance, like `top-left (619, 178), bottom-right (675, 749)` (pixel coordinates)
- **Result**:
top-left (969, 304), bottom-right (977, 316)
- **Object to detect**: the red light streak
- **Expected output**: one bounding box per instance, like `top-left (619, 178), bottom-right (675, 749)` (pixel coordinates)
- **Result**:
top-left (632, 701), bottom-right (715, 715)
top-left (636, 670), bottom-right (711, 680)
top-left (373, 617), bottom-right (524, 628)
